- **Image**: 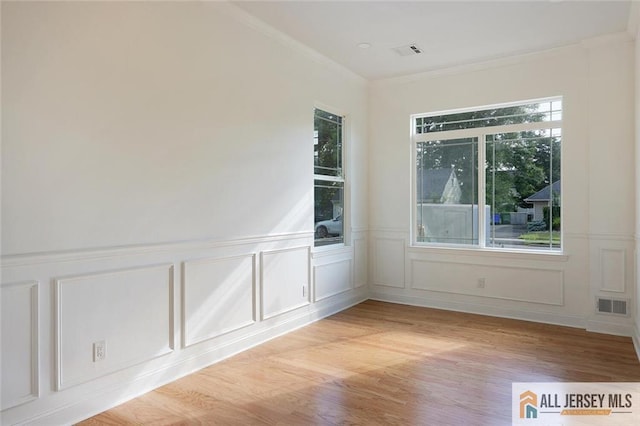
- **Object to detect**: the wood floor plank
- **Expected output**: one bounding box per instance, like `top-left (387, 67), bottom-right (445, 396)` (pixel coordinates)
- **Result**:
top-left (78, 301), bottom-right (640, 425)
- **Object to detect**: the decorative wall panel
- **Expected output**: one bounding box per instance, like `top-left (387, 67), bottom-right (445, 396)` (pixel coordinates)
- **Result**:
top-left (183, 254), bottom-right (255, 347)
top-left (354, 238), bottom-right (367, 288)
top-left (55, 264), bottom-right (174, 389)
top-left (261, 246), bottom-right (310, 319)
top-left (411, 260), bottom-right (564, 305)
top-left (1, 281), bottom-right (39, 409)
top-left (314, 259), bottom-right (352, 301)
top-left (599, 248), bottom-right (626, 293)
top-left (373, 238), bottom-right (405, 288)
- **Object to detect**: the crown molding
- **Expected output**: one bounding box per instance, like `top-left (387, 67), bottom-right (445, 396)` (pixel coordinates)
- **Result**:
top-left (214, 1), bottom-right (367, 86)
top-left (372, 31), bottom-right (633, 87)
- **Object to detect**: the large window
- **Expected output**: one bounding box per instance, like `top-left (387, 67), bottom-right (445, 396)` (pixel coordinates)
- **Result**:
top-left (414, 98), bottom-right (562, 251)
top-left (314, 108), bottom-right (344, 246)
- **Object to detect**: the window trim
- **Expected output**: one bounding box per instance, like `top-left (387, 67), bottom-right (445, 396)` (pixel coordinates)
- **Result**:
top-left (313, 105), bottom-right (348, 250)
top-left (410, 98), bottom-right (563, 254)
top-left (412, 96), bottom-right (562, 125)
top-left (412, 120), bottom-right (562, 144)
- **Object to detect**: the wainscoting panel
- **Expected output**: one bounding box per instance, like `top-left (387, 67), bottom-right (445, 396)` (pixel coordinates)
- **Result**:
top-left (55, 264), bottom-right (174, 390)
top-left (0, 232), bottom-right (368, 425)
top-left (182, 254), bottom-right (256, 347)
top-left (373, 238), bottom-right (405, 288)
top-left (599, 248), bottom-right (626, 293)
top-left (314, 259), bottom-right (352, 302)
top-left (261, 246), bottom-right (310, 320)
top-left (411, 260), bottom-right (564, 306)
top-left (353, 238), bottom-right (367, 288)
top-left (1, 281), bottom-right (39, 410)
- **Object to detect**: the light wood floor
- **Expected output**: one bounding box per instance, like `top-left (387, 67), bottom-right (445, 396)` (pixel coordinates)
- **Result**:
top-left (79, 300), bottom-right (640, 425)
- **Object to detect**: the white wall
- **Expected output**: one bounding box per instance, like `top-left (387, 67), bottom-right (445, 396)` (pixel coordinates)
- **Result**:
top-left (1, 1), bottom-right (369, 254)
top-left (1, 2), bottom-right (368, 424)
top-left (2, 2), bottom-right (638, 424)
top-left (634, 6), bottom-right (640, 357)
top-left (369, 36), bottom-right (636, 334)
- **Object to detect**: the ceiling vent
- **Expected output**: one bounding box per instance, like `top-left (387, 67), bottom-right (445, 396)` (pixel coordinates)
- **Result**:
top-left (393, 44), bottom-right (422, 57)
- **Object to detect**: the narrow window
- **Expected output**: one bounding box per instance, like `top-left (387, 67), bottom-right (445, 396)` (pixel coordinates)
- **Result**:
top-left (414, 99), bottom-right (562, 252)
top-left (314, 108), bottom-right (344, 247)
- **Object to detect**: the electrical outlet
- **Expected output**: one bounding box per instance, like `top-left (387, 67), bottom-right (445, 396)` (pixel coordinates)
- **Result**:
top-left (93, 340), bottom-right (106, 362)
top-left (477, 278), bottom-right (486, 289)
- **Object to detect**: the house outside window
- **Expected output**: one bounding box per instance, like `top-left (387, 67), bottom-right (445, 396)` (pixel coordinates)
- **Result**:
top-left (413, 98), bottom-right (562, 251)
top-left (314, 108), bottom-right (344, 247)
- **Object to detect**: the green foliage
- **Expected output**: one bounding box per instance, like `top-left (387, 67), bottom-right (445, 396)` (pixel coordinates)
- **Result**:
top-left (520, 231), bottom-right (561, 244)
top-left (420, 104), bottom-right (544, 133)
top-left (315, 110), bottom-right (342, 177)
top-left (315, 183), bottom-right (340, 221)
top-left (315, 109), bottom-right (343, 222)
top-left (419, 104), bottom-right (561, 214)
top-left (543, 205), bottom-right (561, 231)
top-left (487, 130), bottom-right (559, 209)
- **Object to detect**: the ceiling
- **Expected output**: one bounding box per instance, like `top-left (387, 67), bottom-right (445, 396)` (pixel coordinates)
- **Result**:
top-left (233, 1), bottom-right (633, 80)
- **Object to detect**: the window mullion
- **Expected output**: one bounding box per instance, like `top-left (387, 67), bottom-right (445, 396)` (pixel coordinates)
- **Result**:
top-left (412, 120), bottom-right (562, 143)
top-left (478, 133), bottom-right (486, 248)
top-left (314, 174), bottom-right (344, 183)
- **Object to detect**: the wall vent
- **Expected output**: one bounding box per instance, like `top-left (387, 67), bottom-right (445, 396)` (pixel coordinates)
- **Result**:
top-left (393, 44), bottom-right (422, 56)
top-left (596, 297), bottom-right (628, 315)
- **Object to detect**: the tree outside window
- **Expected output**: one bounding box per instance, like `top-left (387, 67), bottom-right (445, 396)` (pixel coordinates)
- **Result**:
top-left (414, 99), bottom-right (562, 251)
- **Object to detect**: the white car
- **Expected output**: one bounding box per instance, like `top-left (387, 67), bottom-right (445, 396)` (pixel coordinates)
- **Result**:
top-left (315, 215), bottom-right (343, 238)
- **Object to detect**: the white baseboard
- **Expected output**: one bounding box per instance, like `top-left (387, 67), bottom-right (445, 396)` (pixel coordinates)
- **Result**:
top-left (11, 292), bottom-right (367, 426)
top-left (585, 319), bottom-right (634, 337)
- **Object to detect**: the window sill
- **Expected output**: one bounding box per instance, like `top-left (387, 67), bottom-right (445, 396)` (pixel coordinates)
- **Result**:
top-left (312, 242), bottom-right (351, 258)
top-left (407, 244), bottom-right (569, 262)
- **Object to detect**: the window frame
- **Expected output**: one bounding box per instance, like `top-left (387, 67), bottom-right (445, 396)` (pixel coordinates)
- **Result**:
top-left (410, 98), bottom-right (563, 254)
top-left (313, 105), bottom-right (348, 250)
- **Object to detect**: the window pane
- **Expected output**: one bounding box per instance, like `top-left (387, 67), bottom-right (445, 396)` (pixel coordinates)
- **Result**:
top-left (485, 130), bottom-right (561, 251)
top-left (416, 138), bottom-right (479, 245)
top-left (314, 109), bottom-right (343, 177)
top-left (416, 99), bottom-right (561, 134)
top-left (315, 181), bottom-right (344, 246)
